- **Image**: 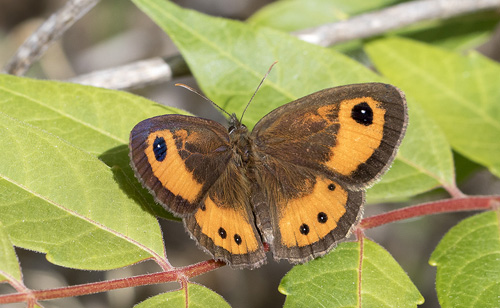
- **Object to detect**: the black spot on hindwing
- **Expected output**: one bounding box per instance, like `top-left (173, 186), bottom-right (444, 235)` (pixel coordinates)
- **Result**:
top-left (317, 212), bottom-right (328, 223)
top-left (299, 224), bottom-right (310, 235)
top-left (218, 227), bottom-right (227, 239)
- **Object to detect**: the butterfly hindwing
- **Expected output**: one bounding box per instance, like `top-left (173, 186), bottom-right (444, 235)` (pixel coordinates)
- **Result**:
top-left (184, 162), bottom-right (266, 268)
top-left (252, 159), bottom-right (363, 263)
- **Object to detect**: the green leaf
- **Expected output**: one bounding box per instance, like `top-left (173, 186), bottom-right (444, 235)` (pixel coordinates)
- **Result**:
top-left (133, 0), bottom-right (448, 200)
top-left (0, 74), bottom-right (186, 220)
top-left (134, 283), bottom-right (230, 308)
top-left (0, 221), bottom-right (21, 283)
top-left (248, 0), bottom-right (402, 32)
top-left (365, 37), bottom-right (500, 178)
top-left (429, 211), bottom-right (500, 308)
top-left (280, 240), bottom-right (424, 307)
top-left (0, 113), bottom-right (165, 270)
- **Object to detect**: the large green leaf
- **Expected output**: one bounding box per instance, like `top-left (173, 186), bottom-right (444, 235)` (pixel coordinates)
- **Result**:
top-left (429, 211), bottom-right (500, 308)
top-left (132, 0), bottom-right (451, 200)
top-left (0, 113), bottom-right (165, 270)
top-left (134, 283), bottom-right (230, 308)
top-left (365, 37), bottom-right (500, 178)
top-left (0, 221), bottom-right (21, 283)
top-left (280, 240), bottom-right (424, 307)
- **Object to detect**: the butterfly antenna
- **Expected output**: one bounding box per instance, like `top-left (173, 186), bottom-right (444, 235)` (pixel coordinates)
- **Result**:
top-left (175, 83), bottom-right (232, 118)
top-left (240, 61), bottom-right (278, 123)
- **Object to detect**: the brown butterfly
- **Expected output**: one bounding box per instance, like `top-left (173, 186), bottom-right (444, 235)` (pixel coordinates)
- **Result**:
top-left (129, 77), bottom-right (408, 269)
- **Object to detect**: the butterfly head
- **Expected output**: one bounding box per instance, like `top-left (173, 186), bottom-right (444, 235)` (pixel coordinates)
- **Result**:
top-left (228, 113), bottom-right (247, 135)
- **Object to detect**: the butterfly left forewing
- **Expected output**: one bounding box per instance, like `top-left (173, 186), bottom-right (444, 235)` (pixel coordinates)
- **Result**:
top-left (129, 114), bottom-right (232, 216)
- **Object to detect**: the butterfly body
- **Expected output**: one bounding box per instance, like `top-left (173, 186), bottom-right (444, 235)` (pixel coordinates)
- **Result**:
top-left (129, 83), bottom-right (408, 269)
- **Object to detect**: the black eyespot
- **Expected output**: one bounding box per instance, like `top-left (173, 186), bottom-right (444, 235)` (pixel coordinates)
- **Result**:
top-left (328, 183), bottom-right (336, 191)
top-left (218, 227), bottom-right (227, 239)
top-left (318, 212), bottom-right (328, 223)
top-left (234, 234), bottom-right (242, 245)
top-left (153, 137), bottom-right (167, 161)
top-left (299, 224), bottom-right (310, 235)
top-left (351, 102), bottom-right (373, 126)
top-left (200, 204), bottom-right (206, 211)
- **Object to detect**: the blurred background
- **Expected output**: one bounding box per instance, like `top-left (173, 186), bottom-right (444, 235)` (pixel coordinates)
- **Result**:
top-left (1, 0), bottom-right (500, 307)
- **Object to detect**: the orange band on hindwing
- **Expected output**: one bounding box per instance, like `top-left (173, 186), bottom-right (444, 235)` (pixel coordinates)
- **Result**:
top-left (278, 177), bottom-right (348, 248)
top-left (194, 196), bottom-right (259, 254)
top-left (145, 130), bottom-right (203, 203)
top-left (325, 97), bottom-right (385, 175)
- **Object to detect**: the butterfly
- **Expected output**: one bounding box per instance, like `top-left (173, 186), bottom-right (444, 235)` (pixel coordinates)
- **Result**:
top-left (129, 77), bottom-right (408, 269)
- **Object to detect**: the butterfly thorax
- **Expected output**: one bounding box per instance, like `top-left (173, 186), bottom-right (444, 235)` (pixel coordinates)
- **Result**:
top-left (228, 116), bottom-right (253, 164)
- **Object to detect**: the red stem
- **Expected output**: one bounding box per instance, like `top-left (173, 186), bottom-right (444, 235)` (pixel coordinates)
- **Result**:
top-left (360, 195), bottom-right (498, 230)
top-left (0, 259), bottom-right (225, 304)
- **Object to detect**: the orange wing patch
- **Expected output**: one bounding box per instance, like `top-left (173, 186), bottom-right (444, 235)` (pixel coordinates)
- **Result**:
top-left (325, 97), bottom-right (386, 175)
top-left (278, 177), bottom-right (348, 248)
top-left (145, 130), bottom-right (203, 203)
top-left (194, 196), bottom-right (260, 255)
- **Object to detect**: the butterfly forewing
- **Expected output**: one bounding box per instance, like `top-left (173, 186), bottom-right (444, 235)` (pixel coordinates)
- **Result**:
top-left (252, 83), bottom-right (408, 189)
top-left (129, 114), bottom-right (232, 216)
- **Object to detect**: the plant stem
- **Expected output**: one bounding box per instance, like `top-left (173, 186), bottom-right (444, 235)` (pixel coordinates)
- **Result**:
top-left (360, 196), bottom-right (498, 230)
top-left (0, 259), bottom-right (224, 304)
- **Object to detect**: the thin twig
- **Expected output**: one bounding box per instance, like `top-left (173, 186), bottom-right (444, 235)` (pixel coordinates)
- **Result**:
top-left (66, 55), bottom-right (190, 89)
top-left (294, 0), bottom-right (500, 46)
top-left (2, 0), bottom-right (100, 75)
